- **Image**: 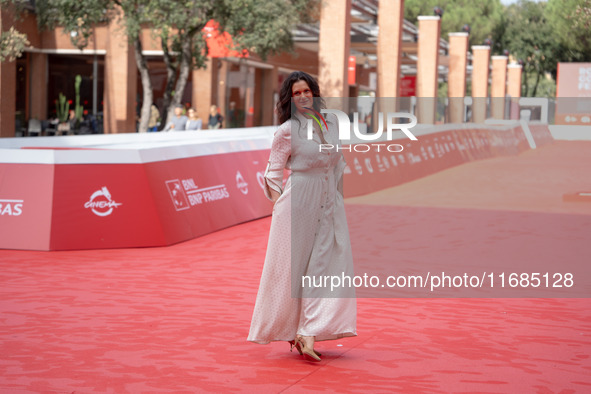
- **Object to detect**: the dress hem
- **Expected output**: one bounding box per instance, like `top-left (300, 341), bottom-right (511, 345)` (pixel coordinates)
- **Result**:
top-left (247, 331), bottom-right (357, 345)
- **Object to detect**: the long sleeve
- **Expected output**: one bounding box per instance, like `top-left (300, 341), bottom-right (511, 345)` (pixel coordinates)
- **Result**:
top-left (334, 149), bottom-right (346, 197)
top-left (263, 122), bottom-right (291, 201)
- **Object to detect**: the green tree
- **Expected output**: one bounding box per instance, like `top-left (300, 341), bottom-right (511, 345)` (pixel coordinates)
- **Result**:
top-left (35, 0), bottom-right (114, 50)
top-left (498, 0), bottom-right (560, 97)
top-left (404, 0), bottom-right (505, 49)
top-left (0, 0), bottom-right (31, 61)
top-left (546, 0), bottom-right (591, 62)
top-left (6, 0), bottom-right (317, 132)
top-left (136, 0), bottom-right (316, 131)
top-left (0, 25), bottom-right (29, 61)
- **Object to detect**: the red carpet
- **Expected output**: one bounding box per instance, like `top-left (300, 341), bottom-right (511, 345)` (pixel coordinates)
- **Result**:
top-left (1, 141), bottom-right (590, 392)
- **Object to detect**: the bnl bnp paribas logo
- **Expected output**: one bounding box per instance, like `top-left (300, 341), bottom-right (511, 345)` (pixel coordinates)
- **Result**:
top-left (303, 107), bottom-right (418, 153)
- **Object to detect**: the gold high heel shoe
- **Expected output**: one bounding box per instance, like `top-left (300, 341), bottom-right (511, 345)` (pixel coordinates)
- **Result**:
top-left (289, 340), bottom-right (303, 355)
top-left (289, 340), bottom-right (322, 357)
top-left (295, 335), bottom-right (321, 361)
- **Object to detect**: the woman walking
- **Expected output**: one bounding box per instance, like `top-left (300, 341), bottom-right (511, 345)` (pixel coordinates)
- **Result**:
top-left (248, 71), bottom-right (356, 361)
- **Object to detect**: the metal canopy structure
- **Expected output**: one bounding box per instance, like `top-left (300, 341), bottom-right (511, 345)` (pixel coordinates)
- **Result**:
top-left (293, 0), bottom-right (455, 81)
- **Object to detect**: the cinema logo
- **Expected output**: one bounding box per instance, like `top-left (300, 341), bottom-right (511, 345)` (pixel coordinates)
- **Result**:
top-left (84, 187), bottom-right (122, 217)
top-left (306, 109), bottom-right (418, 153)
top-left (0, 198), bottom-right (23, 216)
top-left (236, 171), bottom-right (248, 195)
top-left (165, 178), bottom-right (230, 211)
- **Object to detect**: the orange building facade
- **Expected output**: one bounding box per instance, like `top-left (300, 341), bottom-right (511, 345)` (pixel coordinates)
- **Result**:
top-left (1, 0), bottom-right (523, 137)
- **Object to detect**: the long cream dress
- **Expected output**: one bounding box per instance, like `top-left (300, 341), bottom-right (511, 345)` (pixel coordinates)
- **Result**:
top-left (248, 111), bottom-right (357, 344)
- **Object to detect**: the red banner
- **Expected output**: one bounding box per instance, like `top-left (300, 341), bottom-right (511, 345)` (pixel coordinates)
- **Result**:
top-left (0, 124), bottom-right (553, 251)
top-left (348, 56), bottom-right (356, 85)
top-left (400, 75), bottom-right (417, 97)
top-left (341, 124), bottom-right (552, 197)
top-left (0, 164), bottom-right (54, 250)
top-left (203, 20), bottom-right (248, 58)
top-left (0, 150), bottom-right (270, 250)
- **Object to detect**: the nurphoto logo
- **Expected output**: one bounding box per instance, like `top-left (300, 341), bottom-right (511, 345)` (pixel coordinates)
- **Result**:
top-left (303, 107), bottom-right (418, 153)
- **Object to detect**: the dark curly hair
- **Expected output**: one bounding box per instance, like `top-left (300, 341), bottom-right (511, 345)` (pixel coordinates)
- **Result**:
top-left (276, 71), bottom-right (325, 124)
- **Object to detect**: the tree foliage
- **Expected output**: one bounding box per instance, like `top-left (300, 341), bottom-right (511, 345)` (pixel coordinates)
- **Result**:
top-left (135, 0), bottom-right (318, 131)
top-left (405, 0), bottom-right (590, 97)
top-left (496, 0), bottom-right (590, 96)
top-left (0, 25), bottom-right (29, 61)
top-left (0, 0), bottom-right (31, 61)
top-left (5, 0), bottom-right (317, 131)
top-left (5, 0), bottom-right (590, 115)
top-left (35, 0), bottom-right (114, 49)
top-left (497, 0), bottom-right (559, 96)
top-left (404, 0), bottom-right (505, 49)
top-left (545, 0), bottom-right (591, 62)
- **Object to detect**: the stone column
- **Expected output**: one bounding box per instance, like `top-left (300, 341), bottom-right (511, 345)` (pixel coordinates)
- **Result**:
top-left (192, 58), bottom-right (215, 124)
top-left (318, 0), bottom-right (351, 98)
top-left (0, 9), bottom-right (16, 137)
top-left (377, 0), bottom-right (404, 98)
top-left (217, 60), bottom-right (228, 121)
top-left (416, 15), bottom-right (441, 124)
top-left (0, 60), bottom-right (16, 138)
top-left (491, 55), bottom-right (508, 120)
top-left (470, 45), bottom-right (490, 123)
top-left (260, 67), bottom-right (278, 126)
top-left (103, 9), bottom-right (137, 133)
top-left (447, 32), bottom-right (469, 123)
top-left (30, 52), bottom-right (48, 121)
top-left (507, 63), bottom-right (523, 120)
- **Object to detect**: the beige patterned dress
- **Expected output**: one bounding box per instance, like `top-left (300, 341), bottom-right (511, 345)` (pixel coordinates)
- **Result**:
top-left (248, 111), bottom-right (357, 344)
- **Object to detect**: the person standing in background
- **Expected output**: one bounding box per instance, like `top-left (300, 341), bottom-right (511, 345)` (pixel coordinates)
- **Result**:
top-left (186, 108), bottom-right (203, 131)
top-left (164, 105), bottom-right (188, 131)
top-left (148, 104), bottom-right (160, 132)
top-left (208, 105), bottom-right (224, 129)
